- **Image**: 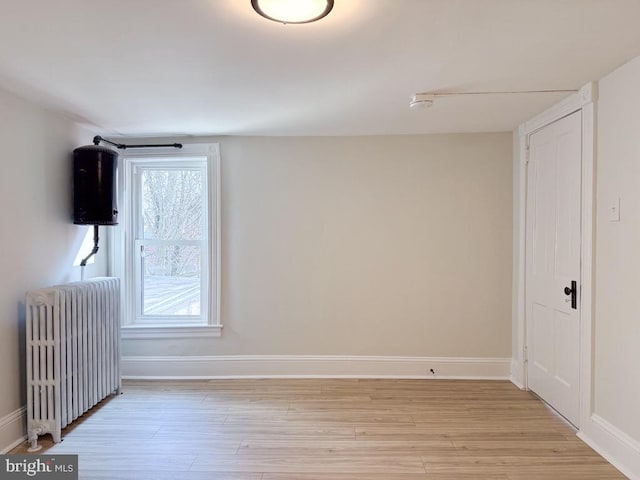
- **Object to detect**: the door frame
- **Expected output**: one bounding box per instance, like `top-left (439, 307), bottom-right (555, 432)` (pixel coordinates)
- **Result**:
top-left (514, 82), bottom-right (597, 430)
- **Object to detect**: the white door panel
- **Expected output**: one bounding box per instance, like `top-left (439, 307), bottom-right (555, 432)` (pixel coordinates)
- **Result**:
top-left (526, 111), bottom-right (581, 426)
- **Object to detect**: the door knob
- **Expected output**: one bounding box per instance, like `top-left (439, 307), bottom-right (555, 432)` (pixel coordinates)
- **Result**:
top-left (564, 280), bottom-right (577, 310)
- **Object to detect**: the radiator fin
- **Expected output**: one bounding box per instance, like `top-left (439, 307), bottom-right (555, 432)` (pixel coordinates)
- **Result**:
top-left (26, 278), bottom-right (121, 449)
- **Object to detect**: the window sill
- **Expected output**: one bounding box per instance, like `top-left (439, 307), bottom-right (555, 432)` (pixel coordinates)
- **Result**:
top-left (121, 324), bottom-right (223, 340)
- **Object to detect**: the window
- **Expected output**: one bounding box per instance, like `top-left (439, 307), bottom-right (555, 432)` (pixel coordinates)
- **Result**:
top-left (116, 144), bottom-right (221, 338)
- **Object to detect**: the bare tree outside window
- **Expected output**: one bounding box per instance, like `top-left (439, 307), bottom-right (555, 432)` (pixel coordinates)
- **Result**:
top-left (139, 168), bottom-right (206, 316)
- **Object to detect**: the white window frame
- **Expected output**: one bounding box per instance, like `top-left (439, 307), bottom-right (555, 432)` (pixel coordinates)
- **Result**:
top-left (111, 143), bottom-right (222, 339)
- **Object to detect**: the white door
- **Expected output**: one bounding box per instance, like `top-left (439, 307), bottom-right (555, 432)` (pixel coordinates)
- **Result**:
top-left (525, 110), bottom-right (582, 426)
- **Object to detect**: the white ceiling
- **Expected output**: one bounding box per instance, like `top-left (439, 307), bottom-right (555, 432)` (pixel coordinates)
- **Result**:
top-left (1, 0), bottom-right (639, 136)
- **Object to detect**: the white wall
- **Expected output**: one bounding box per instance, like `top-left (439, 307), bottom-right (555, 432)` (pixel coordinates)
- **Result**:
top-left (0, 87), bottom-right (106, 447)
top-left (595, 55), bottom-right (640, 442)
top-left (122, 133), bottom-right (513, 359)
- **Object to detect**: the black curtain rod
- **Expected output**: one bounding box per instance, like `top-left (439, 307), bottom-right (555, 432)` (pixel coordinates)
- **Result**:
top-left (93, 135), bottom-right (182, 150)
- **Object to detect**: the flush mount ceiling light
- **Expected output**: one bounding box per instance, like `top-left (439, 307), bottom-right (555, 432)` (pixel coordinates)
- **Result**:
top-left (251, 0), bottom-right (334, 24)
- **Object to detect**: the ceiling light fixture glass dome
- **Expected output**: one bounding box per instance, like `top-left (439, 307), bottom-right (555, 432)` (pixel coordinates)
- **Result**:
top-left (251, 0), bottom-right (334, 24)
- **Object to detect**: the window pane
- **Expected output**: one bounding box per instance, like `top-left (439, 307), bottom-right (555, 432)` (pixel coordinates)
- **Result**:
top-left (141, 169), bottom-right (204, 240)
top-left (142, 244), bottom-right (201, 316)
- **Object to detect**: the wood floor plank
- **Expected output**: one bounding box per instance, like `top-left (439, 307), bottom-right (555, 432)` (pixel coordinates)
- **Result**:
top-left (355, 426), bottom-right (568, 442)
top-left (156, 424), bottom-right (356, 440)
top-left (505, 464), bottom-right (628, 479)
top-left (262, 474), bottom-right (431, 480)
top-left (81, 473), bottom-right (260, 480)
top-left (10, 379), bottom-right (625, 479)
top-left (237, 439), bottom-right (454, 456)
top-left (77, 454), bottom-right (196, 471)
top-left (45, 438), bottom-right (241, 455)
top-left (190, 453), bottom-right (427, 473)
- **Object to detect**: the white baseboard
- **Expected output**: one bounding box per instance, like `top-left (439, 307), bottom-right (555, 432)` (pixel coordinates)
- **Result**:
top-left (0, 407), bottom-right (26, 454)
top-left (121, 355), bottom-right (511, 380)
top-left (578, 414), bottom-right (640, 480)
top-left (510, 358), bottom-right (525, 389)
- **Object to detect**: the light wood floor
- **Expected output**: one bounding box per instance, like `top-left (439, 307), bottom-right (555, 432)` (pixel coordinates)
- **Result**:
top-left (12, 379), bottom-right (625, 479)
